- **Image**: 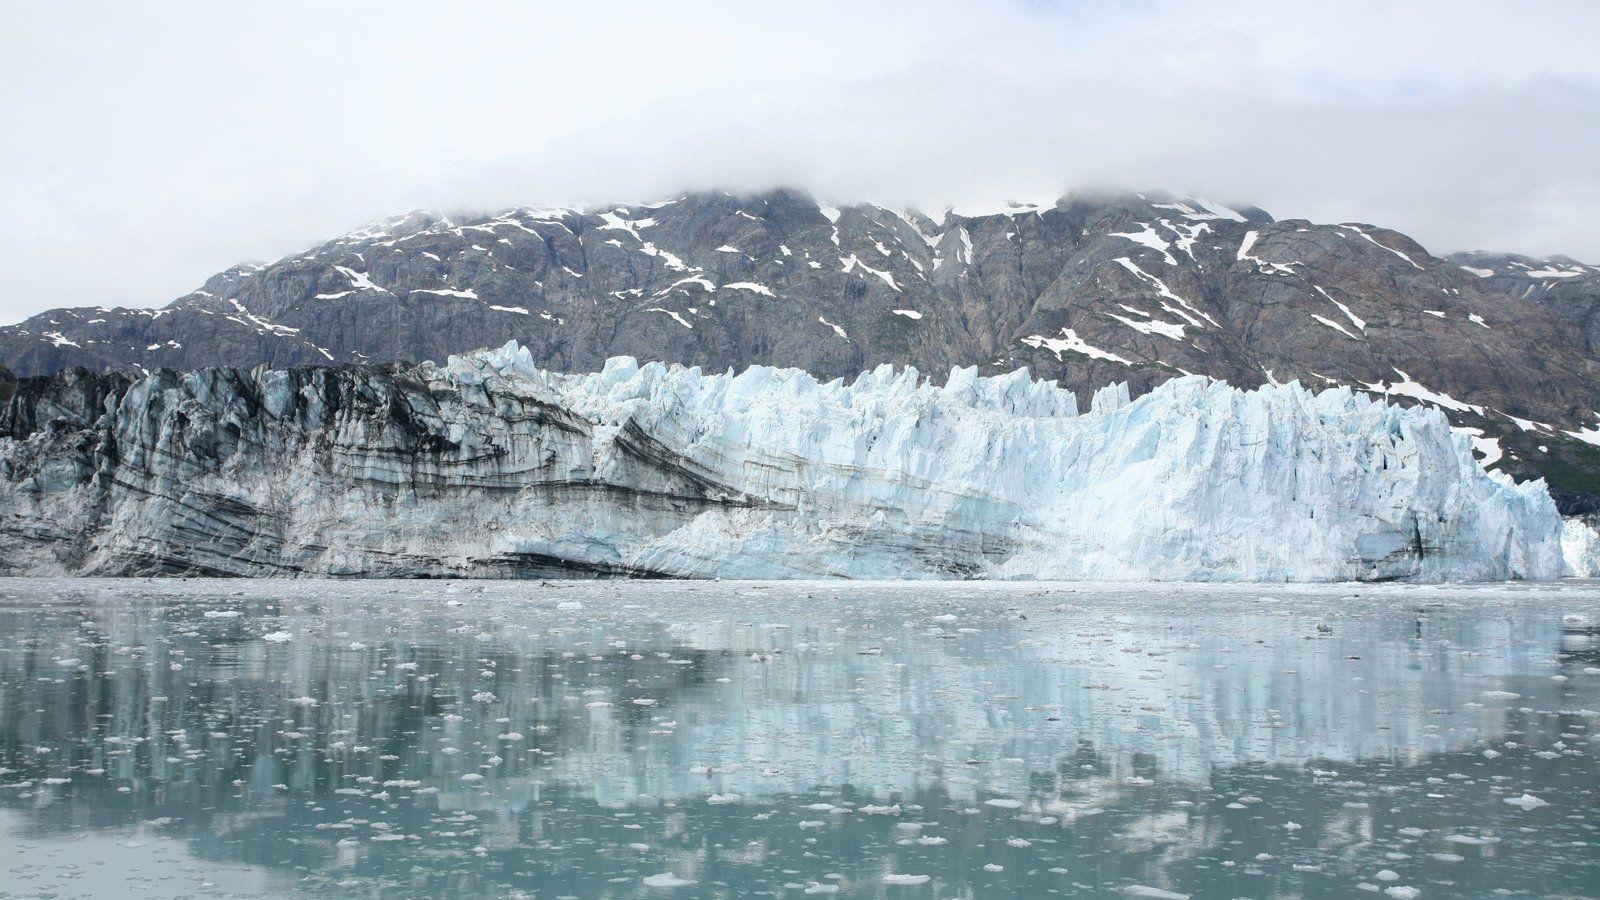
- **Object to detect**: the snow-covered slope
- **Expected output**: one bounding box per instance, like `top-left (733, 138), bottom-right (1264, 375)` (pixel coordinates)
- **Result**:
top-left (0, 342), bottom-right (1569, 580)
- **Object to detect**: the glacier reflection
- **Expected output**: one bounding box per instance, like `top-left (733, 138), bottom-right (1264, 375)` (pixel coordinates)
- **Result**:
top-left (0, 579), bottom-right (1597, 898)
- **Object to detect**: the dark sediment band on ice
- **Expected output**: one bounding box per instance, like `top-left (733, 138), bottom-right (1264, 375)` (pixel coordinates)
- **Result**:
top-left (0, 342), bottom-right (1581, 581)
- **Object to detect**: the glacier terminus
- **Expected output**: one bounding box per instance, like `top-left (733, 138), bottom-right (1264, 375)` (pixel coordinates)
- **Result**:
top-left (0, 341), bottom-right (1577, 582)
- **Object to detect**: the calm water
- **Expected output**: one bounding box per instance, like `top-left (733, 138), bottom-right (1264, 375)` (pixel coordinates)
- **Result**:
top-left (0, 579), bottom-right (1598, 899)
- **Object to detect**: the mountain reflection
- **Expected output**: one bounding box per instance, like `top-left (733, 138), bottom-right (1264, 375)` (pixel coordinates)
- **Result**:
top-left (0, 579), bottom-right (1597, 898)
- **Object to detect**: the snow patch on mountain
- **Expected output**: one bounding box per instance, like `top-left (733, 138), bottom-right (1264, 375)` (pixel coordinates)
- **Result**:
top-left (1021, 329), bottom-right (1132, 365)
top-left (1110, 225), bottom-right (1178, 266)
top-left (1362, 371), bottom-right (1484, 415)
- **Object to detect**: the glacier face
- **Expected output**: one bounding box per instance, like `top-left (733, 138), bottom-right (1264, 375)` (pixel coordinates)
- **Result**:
top-left (1564, 518), bottom-right (1600, 578)
top-left (0, 341), bottom-right (1570, 581)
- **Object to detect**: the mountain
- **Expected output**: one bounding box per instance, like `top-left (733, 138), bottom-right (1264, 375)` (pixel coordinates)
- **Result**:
top-left (1446, 250), bottom-right (1600, 356)
top-left (4, 189), bottom-right (1599, 510)
top-left (0, 342), bottom-right (1565, 580)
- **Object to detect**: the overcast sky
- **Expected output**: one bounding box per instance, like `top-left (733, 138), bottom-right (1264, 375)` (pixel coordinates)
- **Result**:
top-left (3, 0), bottom-right (1598, 322)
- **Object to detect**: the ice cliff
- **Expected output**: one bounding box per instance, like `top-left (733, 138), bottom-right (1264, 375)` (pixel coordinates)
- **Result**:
top-left (1564, 518), bottom-right (1600, 578)
top-left (0, 341), bottom-right (1571, 580)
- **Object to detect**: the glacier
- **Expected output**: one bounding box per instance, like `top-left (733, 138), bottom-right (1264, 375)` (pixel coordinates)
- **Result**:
top-left (0, 340), bottom-right (1572, 581)
top-left (1565, 518), bottom-right (1600, 578)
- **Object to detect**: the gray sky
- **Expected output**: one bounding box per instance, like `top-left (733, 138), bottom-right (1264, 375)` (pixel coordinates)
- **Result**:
top-left (4, 0), bottom-right (1598, 323)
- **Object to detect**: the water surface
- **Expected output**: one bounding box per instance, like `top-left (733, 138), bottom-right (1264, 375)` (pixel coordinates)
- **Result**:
top-left (1, 578), bottom-right (1597, 898)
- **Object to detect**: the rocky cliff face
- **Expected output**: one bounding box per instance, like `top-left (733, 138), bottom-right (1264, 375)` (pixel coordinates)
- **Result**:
top-left (0, 343), bottom-right (1567, 581)
top-left (1446, 251), bottom-right (1600, 356)
top-left (5, 190), bottom-right (1599, 509)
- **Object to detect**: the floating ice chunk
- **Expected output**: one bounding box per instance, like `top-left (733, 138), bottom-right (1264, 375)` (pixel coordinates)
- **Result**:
top-left (882, 874), bottom-right (930, 885)
top-left (1503, 793), bottom-right (1548, 810)
top-left (1123, 886), bottom-right (1190, 899)
top-left (642, 872), bottom-right (696, 887)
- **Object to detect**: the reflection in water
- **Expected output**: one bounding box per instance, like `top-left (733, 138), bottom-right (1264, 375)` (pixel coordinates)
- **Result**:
top-left (0, 579), bottom-right (1598, 898)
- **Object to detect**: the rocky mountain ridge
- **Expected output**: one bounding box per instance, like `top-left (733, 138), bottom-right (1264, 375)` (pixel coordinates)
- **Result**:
top-left (4, 189), bottom-right (1599, 509)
